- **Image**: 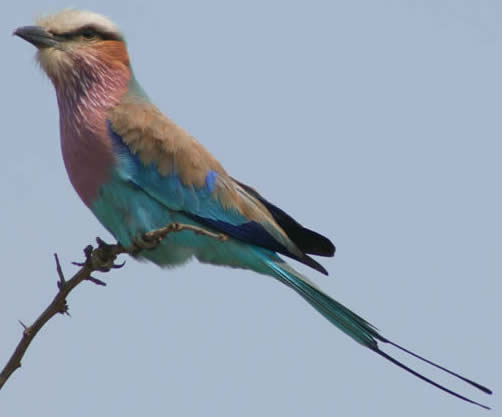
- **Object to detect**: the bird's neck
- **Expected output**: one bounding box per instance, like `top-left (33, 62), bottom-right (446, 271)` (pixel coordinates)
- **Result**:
top-left (53, 56), bottom-right (130, 206)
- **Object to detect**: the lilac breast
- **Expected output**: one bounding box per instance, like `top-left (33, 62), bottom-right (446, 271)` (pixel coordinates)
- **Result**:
top-left (53, 61), bottom-right (129, 206)
top-left (60, 118), bottom-right (114, 206)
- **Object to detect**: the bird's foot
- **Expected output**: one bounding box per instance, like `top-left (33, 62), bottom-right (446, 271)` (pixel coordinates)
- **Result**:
top-left (131, 232), bottom-right (163, 253)
top-left (92, 237), bottom-right (126, 272)
top-left (73, 238), bottom-right (125, 272)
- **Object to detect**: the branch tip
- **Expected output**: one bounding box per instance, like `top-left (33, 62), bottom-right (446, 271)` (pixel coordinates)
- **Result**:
top-left (1, 222), bottom-right (226, 391)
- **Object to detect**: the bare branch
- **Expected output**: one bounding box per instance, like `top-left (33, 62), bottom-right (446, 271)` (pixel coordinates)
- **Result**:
top-left (0, 223), bottom-right (225, 391)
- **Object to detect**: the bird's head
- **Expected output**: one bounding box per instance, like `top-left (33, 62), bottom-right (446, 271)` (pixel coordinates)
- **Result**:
top-left (14, 10), bottom-right (130, 87)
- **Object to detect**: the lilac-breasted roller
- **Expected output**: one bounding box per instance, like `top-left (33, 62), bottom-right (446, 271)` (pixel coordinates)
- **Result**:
top-left (15, 10), bottom-right (491, 408)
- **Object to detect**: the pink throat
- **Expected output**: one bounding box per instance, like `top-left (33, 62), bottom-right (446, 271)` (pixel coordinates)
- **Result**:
top-left (53, 55), bottom-right (129, 206)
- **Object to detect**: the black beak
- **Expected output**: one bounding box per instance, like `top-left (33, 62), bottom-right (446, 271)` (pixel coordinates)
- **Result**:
top-left (14, 25), bottom-right (59, 48)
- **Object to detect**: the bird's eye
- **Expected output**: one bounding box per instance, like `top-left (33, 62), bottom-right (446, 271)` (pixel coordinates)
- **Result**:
top-left (81, 28), bottom-right (97, 39)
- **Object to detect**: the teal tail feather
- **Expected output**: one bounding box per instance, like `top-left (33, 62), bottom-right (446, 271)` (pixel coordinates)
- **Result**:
top-left (266, 257), bottom-right (492, 409)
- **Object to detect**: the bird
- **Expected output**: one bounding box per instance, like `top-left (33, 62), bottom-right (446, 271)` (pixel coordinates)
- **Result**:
top-left (14, 9), bottom-right (491, 409)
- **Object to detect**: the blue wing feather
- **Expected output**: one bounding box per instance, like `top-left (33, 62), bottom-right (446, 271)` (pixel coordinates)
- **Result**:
top-left (106, 121), bottom-right (329, 274)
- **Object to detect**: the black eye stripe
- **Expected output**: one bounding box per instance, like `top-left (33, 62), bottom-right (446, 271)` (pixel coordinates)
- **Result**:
top-left (81, 28), bottom-right (96, 36)
top-left (52, 25), bottom-right (121, 41)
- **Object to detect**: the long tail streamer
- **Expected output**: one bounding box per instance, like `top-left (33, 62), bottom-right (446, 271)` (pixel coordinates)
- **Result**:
top-left (267, 258), bottom-right (492, 409)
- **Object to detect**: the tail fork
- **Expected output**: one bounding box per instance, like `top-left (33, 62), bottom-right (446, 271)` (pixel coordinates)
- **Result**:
top-left (266, 258), bottom-right (492, 409)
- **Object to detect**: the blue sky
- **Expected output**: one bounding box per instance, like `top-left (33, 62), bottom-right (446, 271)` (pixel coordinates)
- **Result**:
top-left (1, 1), bottom-right (499, 416)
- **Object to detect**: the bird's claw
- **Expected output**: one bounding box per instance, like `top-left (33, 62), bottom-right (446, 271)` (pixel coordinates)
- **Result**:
top-left (131, 233), bottom-right (163, 252)
top-left (72, 238), bottom-right (124, 273)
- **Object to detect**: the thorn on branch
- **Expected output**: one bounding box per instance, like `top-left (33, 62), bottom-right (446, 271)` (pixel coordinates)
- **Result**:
top-left (95, 237), bottom-right (110, 248)
top-left (111, 260), bottom-right (126, 269)
top-left (59, 301), bottom-right (70, 316)
top-left (18, 320), bottom-right (29, 333)
top-left (72, 244), bottom-right (95, 267)
top-left (86, 276), bottom-right (107, 286)
top-left (84, 244), bottom-right (93, 259)
top-left (54, 253), bottom-right (66, 289)
top-left (0, 222), bottom-right (226, 392)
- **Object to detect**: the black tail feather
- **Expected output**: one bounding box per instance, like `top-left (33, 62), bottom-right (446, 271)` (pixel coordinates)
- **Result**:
top-left (233, 178), bottom-right (335, 257)
top-left (378, 336), bottom-right (493, 395)
top-left (372, 345), bottom-right (491, 410)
